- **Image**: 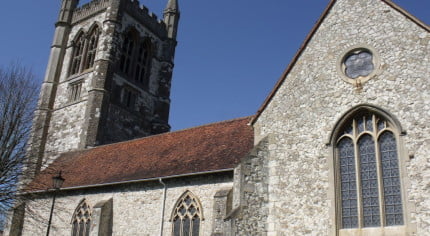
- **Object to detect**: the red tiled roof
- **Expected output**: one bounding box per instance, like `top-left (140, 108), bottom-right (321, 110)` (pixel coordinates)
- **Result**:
top-left (250, 0), bottom-right (429, 125)
top-left (29, 117), bottom-right (254, 191)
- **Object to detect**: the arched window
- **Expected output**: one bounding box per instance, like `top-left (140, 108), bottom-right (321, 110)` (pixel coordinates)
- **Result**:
top-left (120, 30), bottom-right (136, 75)
top-left (335, 110), bottom-right (404, 230)
top-left (70, 32), bottom-right (85, 75)
top-left (134, 39), bottom-right (152, 89)
top-left (69, 25), bottom-right (101, 76)
top-left (71, 200), bottom-right (92, 236)
top-left (84, 25), bottom-right (101, 70)
top-left (171, 191), bottom-right (203, 236)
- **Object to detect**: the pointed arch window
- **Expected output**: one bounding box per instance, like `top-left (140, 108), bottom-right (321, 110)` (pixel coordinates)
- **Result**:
top-left (71, 200), bottom-right (92, 236)
top-left (134, 39), bottom-right (152, 89)
top-left (171, 191), bottom-right (203, 236)
top-left (69, 25), bottom-right (101, 76)
top-left (84, 25), bottom-right (101, 70)
top-left (335, 112), bottom-right (404, 230)
top-left (70, 32), bottom-right (86, 75)
top-left (120, 31), bottom-right (136, 75)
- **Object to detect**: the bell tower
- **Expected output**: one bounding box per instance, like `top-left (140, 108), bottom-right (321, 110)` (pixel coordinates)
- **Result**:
top-left (27, 0), bottom-right (180, 177)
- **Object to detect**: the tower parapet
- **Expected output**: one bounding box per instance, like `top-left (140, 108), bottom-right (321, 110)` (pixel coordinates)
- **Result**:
top-left (72, 0), bottom-right (111, 24)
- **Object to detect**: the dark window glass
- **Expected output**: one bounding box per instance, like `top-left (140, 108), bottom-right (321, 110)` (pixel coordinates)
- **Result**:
top-left (379, 132), bottom-right (403, 226)
top-left (344, 51), bottom-right (374, 79)
top-left (338, 138), bottom-right (358, 228)
top-left (358, 135), bottom-right (380, 227)
top-left (192, 217), bottom-right (200, 236)
top-left (71, 33), bottom-right (85, 75)
top-left (336, 113), bottom-right (404, 230)
top-left (84, 26), bottom-right (100, 69)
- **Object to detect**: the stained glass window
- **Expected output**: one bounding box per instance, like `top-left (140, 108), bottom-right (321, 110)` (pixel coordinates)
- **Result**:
top-left (358, 135), bottom-right (380, 227)
top-left (379, 132), bottom-right (403, 226)
top-left (338, 138), bottom-right (358, 228)
top-left (171, 191), bottom-right (202, 236)
top-left (71, 200), bottom-right (92, 236)
top-left (344, 50), bottom-right (374, 79)
top-left (336, 112), bottom-right (404, 229)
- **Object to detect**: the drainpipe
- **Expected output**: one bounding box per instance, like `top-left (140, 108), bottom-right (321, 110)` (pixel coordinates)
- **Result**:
top-left (159, 178), bottom-right (167, 236)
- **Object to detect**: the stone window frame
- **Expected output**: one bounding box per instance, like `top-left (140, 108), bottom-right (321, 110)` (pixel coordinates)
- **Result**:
top-left (120, 85), bottom-right (138, 111)
top-left (336, 45), bottom-right (381, 87)
top-left (170, 190), bottom-right (204, 236)
top-left (67, 79), bottom-right (84, 103)
top-left (119, 26), bottom-right (154, 90)
top-left (68, 23), bottom-right (102, 76)
top-left (327, 104), bottom-right (415, 236)
top-left (71, 199), bottom-right (92, 236)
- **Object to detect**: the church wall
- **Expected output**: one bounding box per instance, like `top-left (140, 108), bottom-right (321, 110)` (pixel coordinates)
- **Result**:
top-left (253, 0), bottom-right (429, 235)
top-left (17, 174), bottom-right (232, 236)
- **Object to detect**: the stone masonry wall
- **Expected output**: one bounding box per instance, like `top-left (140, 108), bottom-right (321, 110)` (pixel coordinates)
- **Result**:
top-left (253, 0), bottom-right (430, 235)
top-left (233, 136), bottom-right (270, 235)
top-left (15, 174), bottom-right (233, 236)
top-left (43, 12), bottom-right (108, 164)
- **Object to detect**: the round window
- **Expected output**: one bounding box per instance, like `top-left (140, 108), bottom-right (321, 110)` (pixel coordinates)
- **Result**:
top-left (343, 49), bottom-right (374, 79)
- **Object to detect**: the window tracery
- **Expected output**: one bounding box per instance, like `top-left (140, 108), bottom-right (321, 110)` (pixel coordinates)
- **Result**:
top-left (119, 28), bottom-right (153, 90)
top-left (84, 25), bottom-right (100, 70)
top-left (335, 112), bottom-right (404, 229)
top-left (69, 25), bottom-right (101, 76)
top-left (171, 191), bottom-right (202, 236)
top-left (71, 200), bottom-right (92, 236)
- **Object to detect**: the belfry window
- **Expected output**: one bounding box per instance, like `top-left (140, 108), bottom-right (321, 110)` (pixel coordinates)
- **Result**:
top-left (119, 28), bottom-right (153, 89)
top-left (71, 200), bottom-right (92, 236)
top-left (84, 25), bottom-right (100, 70)
top-left (69, 25), bottom-right (101, 76)
top-left (335, 112), bottom-right (404, 229)
top-left (134, 39), bottom-right (152, 89)
top-left (70, 32), bottom-right (85, 75)
top-left (120, 31), bottom-right (135, 75)
top-left (171, 191), bottom-right (202, 236)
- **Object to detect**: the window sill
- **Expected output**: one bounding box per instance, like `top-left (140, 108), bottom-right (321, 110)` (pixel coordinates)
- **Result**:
top-left (339, 225), bottom-right (408, 236)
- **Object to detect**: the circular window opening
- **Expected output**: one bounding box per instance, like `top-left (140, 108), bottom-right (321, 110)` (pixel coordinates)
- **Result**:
top-left (343, 49), bottom-right (374, 79)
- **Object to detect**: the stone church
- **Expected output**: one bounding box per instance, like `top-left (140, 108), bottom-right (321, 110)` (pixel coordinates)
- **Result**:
top-left (5, 0), bottom-right (430, 235)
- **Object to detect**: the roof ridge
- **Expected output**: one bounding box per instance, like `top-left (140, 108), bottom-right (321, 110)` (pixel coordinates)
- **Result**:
top-left (71, 115), bottom-right (253, 152)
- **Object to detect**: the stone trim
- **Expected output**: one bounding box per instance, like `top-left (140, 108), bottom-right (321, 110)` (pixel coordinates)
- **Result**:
top-left (336, 44), bottom-right (381, 87)
top-left (327, 105), bottom-right (416, 235)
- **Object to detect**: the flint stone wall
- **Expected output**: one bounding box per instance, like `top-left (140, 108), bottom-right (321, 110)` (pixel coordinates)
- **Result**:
top-left (253, 0), bottom-right (430, 235)
top-left (15, 174), bottom-right (232, 236)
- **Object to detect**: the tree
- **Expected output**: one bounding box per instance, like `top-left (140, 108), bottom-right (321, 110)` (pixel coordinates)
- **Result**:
top-left (0, 63), bottom-right (38, 228)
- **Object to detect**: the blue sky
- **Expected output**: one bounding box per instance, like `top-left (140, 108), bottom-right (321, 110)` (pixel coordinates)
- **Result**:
top-left (0, 0), bottom-right (428, 131)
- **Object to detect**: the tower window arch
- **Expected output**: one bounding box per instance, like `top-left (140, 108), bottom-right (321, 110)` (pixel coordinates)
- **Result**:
top-left (70, 32), bottom-right (85, 75)
top-left (334, 109), bottom-right (404, 231)
top-left (84, 25), bottom-right (101, 70)
top-left (71, 199), bottom-right (92, 236)
top-left (119, 30), bottom-right (137, 75)
top-left (134, 38), bottom-right (152, 89)
top-left (171, 191), bottom-right (203, 236)
top-left (69, 24), bottom-right (101, 76)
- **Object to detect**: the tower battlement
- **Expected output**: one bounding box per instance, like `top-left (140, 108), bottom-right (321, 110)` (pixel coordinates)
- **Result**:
top-left (72, 0), bottom-right (110, 24)
top-left (123, 0), bottom-right (168, 38)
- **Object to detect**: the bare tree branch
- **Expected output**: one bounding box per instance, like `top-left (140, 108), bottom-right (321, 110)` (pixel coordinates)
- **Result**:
top-left (0, 63), bottom-right (39, 228)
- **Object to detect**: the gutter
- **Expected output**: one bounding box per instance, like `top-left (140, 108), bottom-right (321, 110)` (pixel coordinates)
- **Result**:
top-left (159, 178), bottom-right (167, 236)
top-left (27, 168), bottom-right (234, 194)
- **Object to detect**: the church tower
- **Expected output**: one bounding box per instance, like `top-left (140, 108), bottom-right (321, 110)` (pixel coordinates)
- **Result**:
top-left (27, 0), bottom-right (179, 176)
